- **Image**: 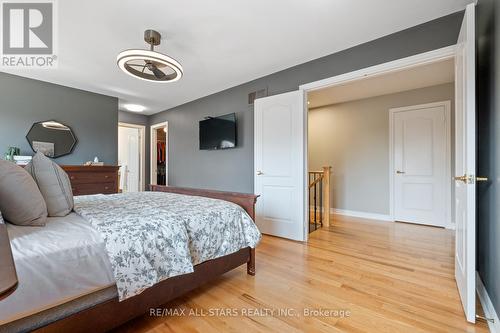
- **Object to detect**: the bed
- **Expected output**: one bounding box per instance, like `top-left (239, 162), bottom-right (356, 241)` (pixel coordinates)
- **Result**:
top-left (0, 186), bottom-right (259, 333)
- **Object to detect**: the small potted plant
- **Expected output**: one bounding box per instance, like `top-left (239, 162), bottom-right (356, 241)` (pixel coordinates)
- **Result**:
top-left (4, 147), bottom-right (20, 162)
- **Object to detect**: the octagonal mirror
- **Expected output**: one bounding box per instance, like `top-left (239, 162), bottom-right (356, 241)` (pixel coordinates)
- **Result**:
top-left (26, 121), bottom-right (77, 158)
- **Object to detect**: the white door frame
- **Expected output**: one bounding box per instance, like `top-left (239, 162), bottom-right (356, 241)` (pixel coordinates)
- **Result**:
top-left (298, 45), bottom-right (456, 241)
top-left (388, 101), bottom-right (452, 228)
top-left (150, 121), bottom-right (168, 186)
top-left (118, 122), bottom-right (146, 191)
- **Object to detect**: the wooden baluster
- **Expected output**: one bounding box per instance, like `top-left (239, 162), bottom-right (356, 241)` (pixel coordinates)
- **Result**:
top-left (322, 166), bottom-right (331, 227)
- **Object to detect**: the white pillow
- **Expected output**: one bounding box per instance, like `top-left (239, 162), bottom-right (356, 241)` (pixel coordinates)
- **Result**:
top-left (25, 152), bottom-right (74, 217)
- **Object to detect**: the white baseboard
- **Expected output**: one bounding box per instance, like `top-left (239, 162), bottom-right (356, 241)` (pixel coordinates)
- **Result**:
top-left (476, 271), bottom-right (500, 333)
top-left (331, 208), bottom-right (393, 222)
top-left (321, 208), bottom-right (454, 228)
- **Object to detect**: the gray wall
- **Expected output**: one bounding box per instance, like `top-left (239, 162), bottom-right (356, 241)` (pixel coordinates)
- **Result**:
top-left (150, 11), bottom-right (464, 193)
top-left (308, 83), bottom-right (455, 215)
top-left (476, 0), bottom-right (500, 319)
top-left (118, 110), bottom-right (150, 186)
top-left (0, 72), bottom-right (118, 165)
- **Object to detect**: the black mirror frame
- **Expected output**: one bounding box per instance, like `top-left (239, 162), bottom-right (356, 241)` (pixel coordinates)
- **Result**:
top-left (25, 120), bottom-right (78, 158)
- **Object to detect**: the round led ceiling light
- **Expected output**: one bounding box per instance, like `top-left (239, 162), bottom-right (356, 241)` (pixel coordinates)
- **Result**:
top-left (123, 104), bottom-right (146, 112)
top-left (117, 30), bottom-right (183, 83)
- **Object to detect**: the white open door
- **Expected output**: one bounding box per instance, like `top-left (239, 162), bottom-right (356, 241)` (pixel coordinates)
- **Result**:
top-left (454, 3), bottom-right (476, 323)
top-left (254, 91), bottom-right (305, 241)
top-left (118, 126), bottom-right (141, 192)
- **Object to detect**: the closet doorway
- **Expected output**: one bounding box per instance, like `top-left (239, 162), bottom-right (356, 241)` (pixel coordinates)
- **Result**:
top-left (150, 122), bottom-right (168, 186)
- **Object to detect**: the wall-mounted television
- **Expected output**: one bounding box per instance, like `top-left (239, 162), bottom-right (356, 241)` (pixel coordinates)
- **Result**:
top-left (199, 113), bottom-right (237, 150)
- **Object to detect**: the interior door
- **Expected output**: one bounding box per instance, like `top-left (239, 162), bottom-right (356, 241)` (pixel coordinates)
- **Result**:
top-left (454, 3), bottom-right (476, 323)
top-left (392, 103), bottom-right (449, 227)
top-left (254, 90), bottom-right (305, 241)
top-left (118, 126), bottom-right (141, 192)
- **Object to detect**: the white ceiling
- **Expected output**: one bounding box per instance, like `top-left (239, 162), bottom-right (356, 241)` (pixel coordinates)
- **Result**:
top-left (1, 0), bottom-right (471, 115)
top-left (308, 59), bottom-right (455, 108)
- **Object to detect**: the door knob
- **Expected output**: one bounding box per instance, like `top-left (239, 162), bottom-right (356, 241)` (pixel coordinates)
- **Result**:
top-left (396, 170), bottom-right (405, 174)
top-left (256, 171), bottom-right (263, 176)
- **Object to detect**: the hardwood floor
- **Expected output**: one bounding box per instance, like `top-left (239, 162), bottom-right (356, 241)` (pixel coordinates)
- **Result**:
top-left (114, 215), bottom-right (489, 333)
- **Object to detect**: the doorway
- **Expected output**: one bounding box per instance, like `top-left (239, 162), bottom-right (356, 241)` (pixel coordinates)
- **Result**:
top-left (306, 56), bottom-right (456, 230)
top-left (118, 122), bottom-right (145, 192)
top-left (150, 122), bottom-right (168, 186)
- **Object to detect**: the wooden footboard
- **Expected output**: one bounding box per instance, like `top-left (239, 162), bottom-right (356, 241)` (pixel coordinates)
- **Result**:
top-left (149, 185), bottom-right (259, 275)
top-left (34, 248), bottom-right (251, 333)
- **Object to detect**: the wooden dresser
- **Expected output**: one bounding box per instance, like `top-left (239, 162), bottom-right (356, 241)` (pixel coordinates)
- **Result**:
top-left (62, 165), bottom-right (120, 196)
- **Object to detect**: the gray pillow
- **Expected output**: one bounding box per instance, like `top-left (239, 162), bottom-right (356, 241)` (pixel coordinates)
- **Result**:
top-left (25, 152), bottom-right (74, 217)
top-left (0, 159), bottom-right (47, 226)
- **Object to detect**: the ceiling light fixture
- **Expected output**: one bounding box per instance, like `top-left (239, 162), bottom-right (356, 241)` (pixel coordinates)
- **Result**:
top-left (117, 30), bottom-right (183, 83)
top-left (124, 104), bottom-right (146, 112)
top-left (41, 121), bottom-right (70, 131)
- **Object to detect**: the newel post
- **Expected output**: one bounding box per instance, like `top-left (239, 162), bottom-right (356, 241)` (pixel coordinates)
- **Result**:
top-left (322, 166), bottom-right (331, 227)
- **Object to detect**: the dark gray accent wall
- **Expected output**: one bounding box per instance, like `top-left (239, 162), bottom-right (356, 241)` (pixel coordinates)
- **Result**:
top-left (0, 72), bottom-right (118, 165)
top-left (149, 11), bottom-right (464, 193)
top-left (118, 110), bottom-right (150, 186)
top-left (476, 0), bottom-right (500, 318)
top-left (118, 110), bottom-right (148, 126)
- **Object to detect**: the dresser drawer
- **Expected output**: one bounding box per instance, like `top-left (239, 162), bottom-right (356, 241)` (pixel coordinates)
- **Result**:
top-left (62, 165), bottom-right (120, 196)
top-left (67, 172), bottom-right (116, 184)
top-left (72, 182), bottom-right (116, 196)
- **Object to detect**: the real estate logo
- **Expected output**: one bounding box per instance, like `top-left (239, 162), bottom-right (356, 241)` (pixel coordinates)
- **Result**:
top-left (1, 0), bottom-right (57, 68)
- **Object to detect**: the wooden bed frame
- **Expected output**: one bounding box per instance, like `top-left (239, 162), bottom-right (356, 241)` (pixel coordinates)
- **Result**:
top-left (0, 186), bottom-right (259, 333)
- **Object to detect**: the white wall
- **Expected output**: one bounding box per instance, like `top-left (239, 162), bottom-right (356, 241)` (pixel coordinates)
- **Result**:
top-left (308, 83), bottom-right (454, 215)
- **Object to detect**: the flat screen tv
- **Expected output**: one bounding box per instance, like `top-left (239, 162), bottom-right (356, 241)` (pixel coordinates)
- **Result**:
top-left (199, 113), bottom-right (237, 150)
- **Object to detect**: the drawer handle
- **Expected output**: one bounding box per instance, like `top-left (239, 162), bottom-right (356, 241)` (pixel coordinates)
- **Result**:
top-left (104, 175), bottom-right (109, 179)
top-left (70, 176), bottom-right (75, 180)
top-left (104, 186), bottom-right (109, 190)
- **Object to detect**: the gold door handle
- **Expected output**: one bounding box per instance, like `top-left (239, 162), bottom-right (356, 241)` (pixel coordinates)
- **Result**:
top-left (454, 175), bottom-right (488, 184)
top-left (454, 175), bottom-right (469, 183)
top-left (396, 170), bottom-right (405, 174)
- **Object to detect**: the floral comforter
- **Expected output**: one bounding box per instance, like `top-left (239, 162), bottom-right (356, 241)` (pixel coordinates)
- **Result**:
top-left (73, 191), bottom-right (261, 301)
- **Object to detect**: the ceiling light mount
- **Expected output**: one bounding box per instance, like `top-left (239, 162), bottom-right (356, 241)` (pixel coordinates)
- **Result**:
top-left (144, 29), bottom-right (161, 48)
top-left (117, 29), bottom-right (183, 83)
